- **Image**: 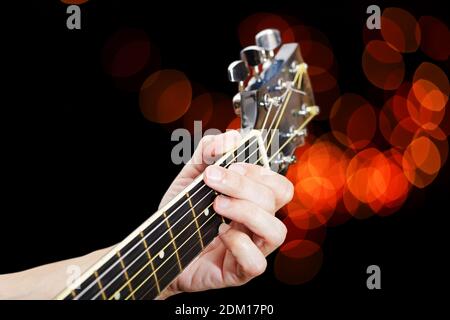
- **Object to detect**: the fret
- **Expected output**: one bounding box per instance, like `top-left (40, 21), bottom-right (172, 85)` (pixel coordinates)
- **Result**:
top-left (140, 214), bottom-right (180, 297)
top-left (68, 274), bottom-right (100, 300)
top-left (117, 232), bottom-right (158, 300)
top-left (94, 271), bottom-right (107, 300)
top-left (140, 231), bottom-right (161, 294)
top-left (92, 253), bottom-right (133, 300)
top-left (162, 211), bottom-right (183, 272)
top-left (189, 182), bottom-right (224, 245)
top-left (116, 251), bottom-right (135, 300)
top-left (164, 198), bottom-right (204, 269)
top-left (186, 192), bottom-right (204, 249)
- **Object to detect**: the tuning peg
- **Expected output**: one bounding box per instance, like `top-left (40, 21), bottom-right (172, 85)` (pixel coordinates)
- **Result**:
top-left (228, 60), bottom-right (249, 82)
top-left (228, 60), bottom-right (249, 92)
top-left (255, 29), bottom-right (282, 58)
top-left (240, 46), bottom-right (264, 74)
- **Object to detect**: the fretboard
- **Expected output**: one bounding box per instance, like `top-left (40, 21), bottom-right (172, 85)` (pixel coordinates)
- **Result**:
top-left (57, 131), bottom-right (266, 300)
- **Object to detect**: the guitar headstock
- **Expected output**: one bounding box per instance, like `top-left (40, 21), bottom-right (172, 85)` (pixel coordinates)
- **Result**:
top-left (228, 29), bottom-right (319, 173)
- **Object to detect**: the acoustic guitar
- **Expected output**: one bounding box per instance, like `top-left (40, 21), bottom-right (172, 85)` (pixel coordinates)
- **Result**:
top-left (56, 28), bottom-right (319, 300)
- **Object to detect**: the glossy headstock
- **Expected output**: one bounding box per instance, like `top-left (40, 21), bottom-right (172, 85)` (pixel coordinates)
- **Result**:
top-left (228, 29), bottom-right (319, 173)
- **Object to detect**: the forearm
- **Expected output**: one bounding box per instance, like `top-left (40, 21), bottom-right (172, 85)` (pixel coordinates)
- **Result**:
top-left (0, 248), bottom-right (111, 300)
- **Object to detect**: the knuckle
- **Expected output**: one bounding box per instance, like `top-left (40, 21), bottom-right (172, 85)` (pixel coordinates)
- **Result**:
top-left (229, 231), bottom-right (249, 249)
top-left (263, 188), bottom-right (277, 212)
top-left (268, 220), bottom-right (287, 247)
top-left (225, 170), bottom-right (242, 190)
top-left (242, 259), bottom-right (266, 278)
top-left (283, 180), bottom-right (295, 204)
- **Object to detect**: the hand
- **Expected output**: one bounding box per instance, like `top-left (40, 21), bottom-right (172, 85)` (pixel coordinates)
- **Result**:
top-left (158, 131), bottom-right (293, 298)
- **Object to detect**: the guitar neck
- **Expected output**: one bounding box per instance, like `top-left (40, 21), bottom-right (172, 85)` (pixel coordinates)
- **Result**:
top-left (56, 130), bottom-right (267, 300)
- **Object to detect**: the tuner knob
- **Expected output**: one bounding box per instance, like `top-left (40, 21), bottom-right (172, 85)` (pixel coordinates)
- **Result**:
top-left (240, 46), bottom-right (265, 74)
top-left (227, 60), bottom-right (249, 83)
top-left (255, 29), bottom-right (282, 58)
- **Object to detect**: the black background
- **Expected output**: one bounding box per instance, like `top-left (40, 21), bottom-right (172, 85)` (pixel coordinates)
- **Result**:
top-left (1, 0), bottom-right (448, 311)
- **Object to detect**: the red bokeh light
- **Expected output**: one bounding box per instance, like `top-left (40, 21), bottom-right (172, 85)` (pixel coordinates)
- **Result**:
top-left (139, 70), bottom-right (192, 124)
top-left (274, 240), bottom-right (323, 285)
top-left (362, 40), bottom-right (405, 90)
top-left (330, 94), bottom-right (377, 150)
top-left (419, 16), bottom-right (450, 61)
top-left (381, 8), bottom-right (421, 53)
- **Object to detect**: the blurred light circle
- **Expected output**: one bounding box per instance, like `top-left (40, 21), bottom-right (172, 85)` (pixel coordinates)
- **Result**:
top-left (182, 93), bottom-right (214, 133)
top-left (102, 28), bottom-right (151, 78)
top-left (362, 40), bottom-right (405, 90)
top-left (205, 93), bottom-right (236, 132)
top-left (274, 240), bottom-right (323, 285)
top-left (330, 94), bottom-right (377, 150)
top-left (381, 8), bottom-right (421, 53)
top-left (402, 131), bottom-right (448, 188)
top-left (407, 82), bottom-right (445, 130)
top-left (239, 13), bottom-right (290, 47)
top-left (419, 16), bottom-right (450, 61)
top-left (412, 62), bottom-right (449, 112)
top-left (139, 70), bottom-right (192, 124)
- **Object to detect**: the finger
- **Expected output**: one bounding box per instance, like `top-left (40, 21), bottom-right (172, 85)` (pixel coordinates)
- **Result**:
top-left (228, 163), bottom-right (294, 211)
top-left (203, 130), bottom-right (242, 165)
top-left (204, 165), bottom-right (276, 212)
top-left (218, 224), bottom-right (267, 281)
top-left (214, 196), bottom-right (287, 255)
top-left (179, 130), bottom-right (241, 179)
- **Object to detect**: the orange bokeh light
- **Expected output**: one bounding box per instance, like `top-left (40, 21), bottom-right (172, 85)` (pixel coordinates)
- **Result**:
top-left (412, 62), bottom-right (449, 112)
top-left (139, 70), bottom-right (192, 124)
top-left (362, 40), bottom-right (405, 90)
top-left (330, 94), bottom-right (377, 150)
top-left (182, 93), bottom-right (214, 133)
top-left (402, 131), bottom-right (448, 188)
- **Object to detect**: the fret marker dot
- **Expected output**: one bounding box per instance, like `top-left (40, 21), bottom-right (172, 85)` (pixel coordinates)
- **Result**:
top-left (159, 250), bottom-right (165, 259)
top-left (114, 292), bottom-right (121, 300)
top-left (204, 208), bottom-right (209, 216)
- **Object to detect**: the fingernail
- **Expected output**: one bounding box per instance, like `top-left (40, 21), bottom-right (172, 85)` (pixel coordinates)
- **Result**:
top-left (218, 223), bottom-right (231, 234)
top-left (229, 163), bottom-right (246, 175)
top-left (216, 195), bottom-right (230, 209)
top-left (206, 166), bottom-right (223, 181)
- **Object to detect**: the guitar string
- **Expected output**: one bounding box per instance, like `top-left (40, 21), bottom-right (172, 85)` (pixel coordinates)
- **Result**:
top-left (108, 142), bottom-right (262, 299)
top-left (75, 65), bottom-right (306, 300)
top-left (265, 65), bottom-right (304, 151)
top-left (133, 219), bottom-right (219, 300)
top-left (120, 109), bottom-right (318, 300)
top-left (107, 78), bottom-right (309, 300)
top-left (78, 81), bottom-right (281, 299)
top-left (74, 138), bottom-right (260, 299)
top-left (123, 202), bottom-right (218, 300)
top-left (86, 138), bottom-right (260, 300)
top-left (105, 142), bottom-right (268, 300)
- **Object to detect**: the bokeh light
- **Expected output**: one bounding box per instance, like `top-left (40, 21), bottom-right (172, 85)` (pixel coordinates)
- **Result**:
top-left (274, 240), bottom-right (323, 285)
top-left (419, 16), bottom-right (450, 61)
top-left (362, 40), bottom-right (405, 90)
top-left (139, 70), bottom-right (192, 124)
top-left (102, 28), bottom-right (151, 78)
top-left (330, 94), bottom-right (377, 150)
top-left (239, 13), bottom-right (290, 47)
top-left (381, 7), bottom-right (421, 53)
top-left (182, 93), bottom-right (214, 134)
